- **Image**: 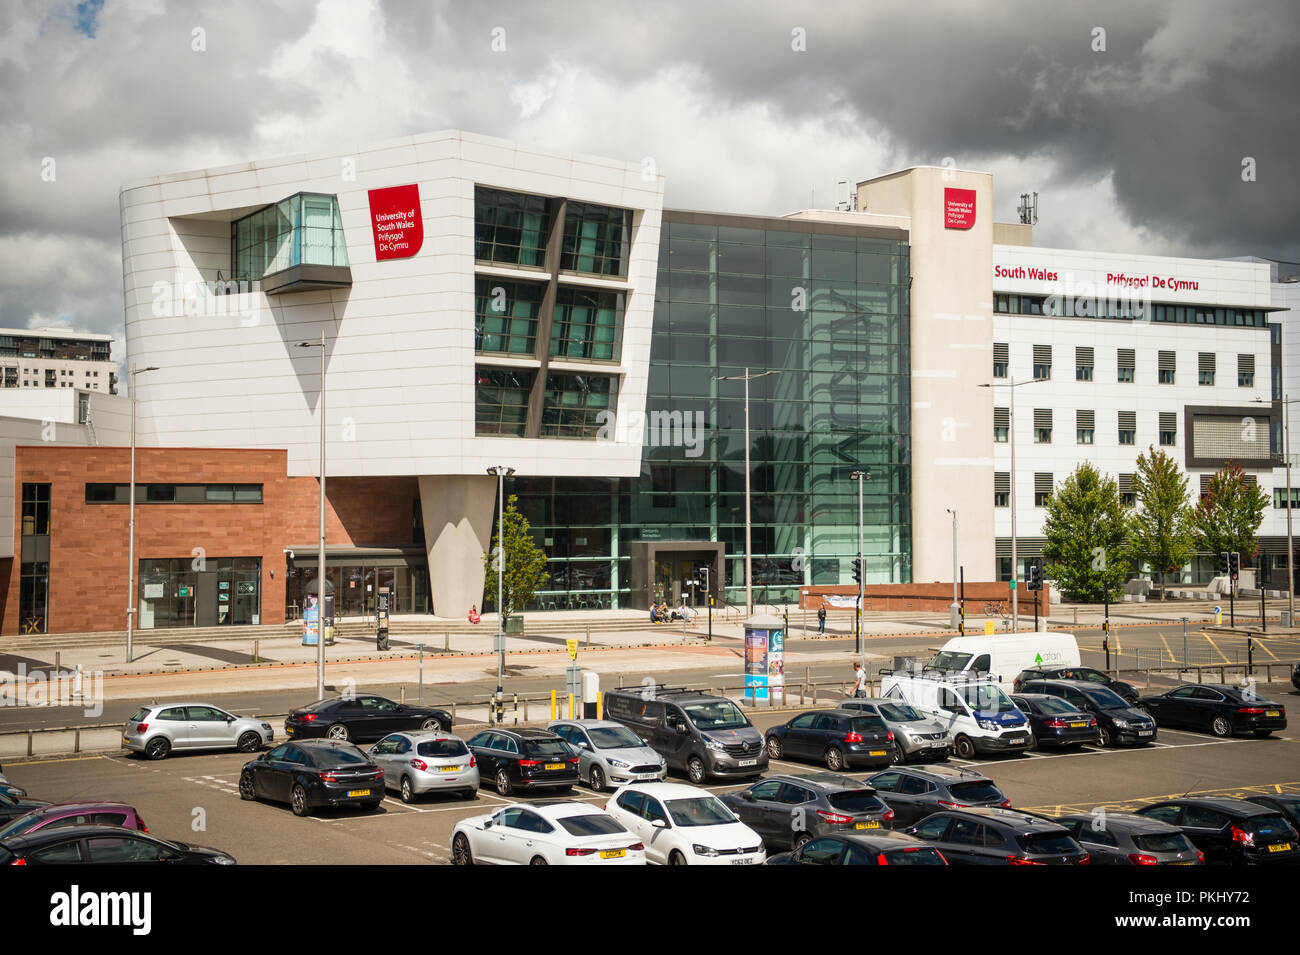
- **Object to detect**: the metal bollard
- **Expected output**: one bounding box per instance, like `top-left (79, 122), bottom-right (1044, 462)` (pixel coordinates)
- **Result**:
top-left (444, 632), bottom-right (449, 652)
top-left (253, 639), bottom-right (260, 663)
top-left (400, 686), bottom-right (405, 704)
top-left (451, 702), bottom-right (456, 724)
top-left (513, 693), bottom-right (519, 725)
top-left (55, 651), bottom-right (61, 671)
top-left (75, 728), bottom-right (80, 754)
top-left (585, 626), bottom-right (590, 647)
top-left (524, 699), bottom-right (529, 722)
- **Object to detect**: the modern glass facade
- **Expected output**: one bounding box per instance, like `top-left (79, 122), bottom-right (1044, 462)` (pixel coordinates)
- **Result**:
top-left (137, 556), bottom-right (262, 629)
top-left (231, 193), bottom-right (348, 282)
top-left (499, 211), bottom-right (913, 611)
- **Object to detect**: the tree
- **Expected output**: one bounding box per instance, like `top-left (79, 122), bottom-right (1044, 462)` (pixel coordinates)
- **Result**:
top-left (482, 494), bottom-right (549, 624)
top-left (1125, 447), bottom-right (1195, 599)
top-left (1190, 463), bottom-right (1270, 563)
top-left (1041, 463), bottom-right (1130, 602)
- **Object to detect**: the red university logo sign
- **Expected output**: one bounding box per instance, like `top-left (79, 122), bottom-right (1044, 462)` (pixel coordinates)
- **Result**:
top-left (944, 187), bottom-right (976, 230)
top-left (367, 184), bottom-right (424, 260)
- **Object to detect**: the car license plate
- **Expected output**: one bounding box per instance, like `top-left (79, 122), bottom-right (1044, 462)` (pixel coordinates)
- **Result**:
top-left (856, 821), bottom-right (881, 830)
top-left (730, 857), bottom-right (756, 865)
top-left (439, 765), bottom-right (462, 773)
top-left (1138, 730), bottom-right (1154, 736)
top-left (1171, 861), bottom-right (1193, 865)
top-left (1268, 843), bottom-right (1291, 853)
top-left (1069, 722), bottom-right (1086, 728)
top-left (544, 763), bottom-right (566, 771)
top-left (600, 849), bottom-right (626, 859)
top-left (738, 758), bottom-right (758, 767)
top-left (286, 726), bottom-right (295, 734)
top-left (347, 789), bottom-right (371, 798)
top-left (122, 736), bottom-right (130, 744)
top-left (870, 750), bottom-right (887, 756)
top-left (929, 741), bottom-right (947, 748)
top-left (1006, 737), bottom-right (1026, 745)
top-left (1266, 710), bottom-right (1280, 717)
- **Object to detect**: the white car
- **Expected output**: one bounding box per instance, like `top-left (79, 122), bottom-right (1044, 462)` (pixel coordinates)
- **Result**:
top-left (604, 782), bottom-right (766, 865)
top-left (451, 799), bottom-right (646, 866)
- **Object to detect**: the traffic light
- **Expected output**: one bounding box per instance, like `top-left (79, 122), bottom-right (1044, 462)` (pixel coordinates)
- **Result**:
top-left (851, 556), bottom-right (863, 585)
top-left (1219, 552), bottom-right (1230, 576)
top-left (1026, 561), bottom-right (1043, 591)
top-left (1229, 552), bottom-right (1240, 579)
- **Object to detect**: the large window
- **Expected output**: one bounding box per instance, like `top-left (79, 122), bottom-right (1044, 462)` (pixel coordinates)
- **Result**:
top-left (85, 484), bottom-right (263, 504)
top-left (19, 562), bottom-right (48, 634)
top-left (540, 373), bottom-right (617, 438)
top-left (22, 482), bottom-right (50, 536)
top-left (137, 557), bottom-right (261, 629)
top-left (475, 367), bottom-right (536, 436)
top-left (561, 202), bottom-right (631, 277)
top-left (474, 187), bottom-right (551, 267)
top-left (550, 287), bottom-right (624, 361)
top-left (474, 278), bottom-right (544, 355)
top-left (232, 193), bottom-right (347, 281)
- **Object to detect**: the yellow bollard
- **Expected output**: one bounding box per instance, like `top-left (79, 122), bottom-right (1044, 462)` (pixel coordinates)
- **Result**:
top-left (596, 691), bottom-right (602, 720)
top-left (568, 693), bottom-right (574, 720)
top-left (550, 690), bottom-right (557, 721)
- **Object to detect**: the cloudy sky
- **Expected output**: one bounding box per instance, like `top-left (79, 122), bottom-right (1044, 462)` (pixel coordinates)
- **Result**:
top-left (2, 0), bottom-right (1297, 373)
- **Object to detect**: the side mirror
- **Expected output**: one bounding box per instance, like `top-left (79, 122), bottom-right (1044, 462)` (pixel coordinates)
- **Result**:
top-left (226, 716), bottom-right (236, 723)
top-left (675, 724), bottom-right (689, 735)
top-left (652, 818), bottom-right (669, 829)
top-left (740, 791), bottom-right (755, 801)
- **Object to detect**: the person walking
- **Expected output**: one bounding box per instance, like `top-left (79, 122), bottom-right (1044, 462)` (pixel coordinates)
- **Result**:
top-left (817, 605), bottom-right (826, 635)
top-left (851, 660), bottom-right (867, 698)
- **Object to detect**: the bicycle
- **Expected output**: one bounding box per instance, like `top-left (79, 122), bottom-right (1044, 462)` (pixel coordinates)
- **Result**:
top-left (982, 599), bottom-right (1009, 622)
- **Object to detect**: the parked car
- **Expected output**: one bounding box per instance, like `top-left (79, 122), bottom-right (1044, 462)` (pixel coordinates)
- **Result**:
top-left (239, 739), bottom-right (385, 816)
top-left (0, 802), bottom-right (149, 841)
top-left (1137, 684), bottom-right (1287, 738)
top-left (603, 688), bottom-right (768, 783)
top-left (923, 633), bottom-right (1081, 690)
top-left (122, 702), bottom-right (274, 760)
top-left (1013, 666), bottom-right (1139, 703)
top-left (837, 698), bottom-right (952, 763)
top-left (547, 719), bottom-right (667, 791)
top-left (767, 829), bottom-right (948, 865)
top-left (604, 782), bottom-right (765, 865)
top-left (720, 772), bottom-right (894, 851)
top-left (763, 709), bottom-right (894, 770)
top-left (284, 694), bottom-right (452, 742)
top-left (1009, 693), bottom-right (1099, 749)
top-left (0, 762), bottom-right (18, 793)
top-left (1243, 794), bottom-right (1300, 831)
top-left (451, 800), bottom-right (645, 866)
top-left (1051, 811), bottom-right (1203, 865)
top-left (866, 765), bottom-right (1010, 828)
top-left (1135, 797), bottom-right (1300, 865)
top-left (881, 673), bottom-right (1031, 758)
top-left (1292, 662), bottom-right (1300, 692)
top-left (0, 789), bottom-right (49, 825)
top-left (0, 825), bottom-right (236, 865)
top-left (466, 728), bottom-right (580, 796)
top-left (905, 806), bottom-right (1089, 865)
top-left (367, 731), bottom-right (478, 802)
top-left (1017, 679), bottom-right (1156, 747)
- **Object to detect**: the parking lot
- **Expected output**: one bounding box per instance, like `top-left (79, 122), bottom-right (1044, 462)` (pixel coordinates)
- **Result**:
top-left (5, 694), bottom-right (1296, 864)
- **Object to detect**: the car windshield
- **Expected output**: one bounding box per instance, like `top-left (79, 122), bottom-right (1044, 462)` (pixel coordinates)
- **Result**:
top-left (522, 739), bottom-right (573, 758)
top-left (557, 814), bottom-right (627, 837)
top-left (926, 651), bottom-right (972, 672)
top-left (827, 791), bottom-right (887, 814)
top-left (958, 684), bottom-right (1018, 714)
top-left (683, 701), bottom-right (750, 730)
top-left (315, 746), bottom-right (367, 765)
top-left (1036, 698), bottom-right (1081, 715)
top-left (665, 796), bottom-right (737, 827)
top-left (1134, 832), bottom-right (1194, 853)
top-left (1248, 814), bottom-right (1296, 838)
top-left (0, 791), bottom-right (19, 808)
top-left (416, 740), bottom-right (469, 758)
top-left (1080, 687), bottom-right (1128, 709)
top-left (589, 726), bottom-right (645, 749)
top-left (128, 708), bottom-right (149, 722)
top-left (850, 716), bottom-right (888, 734)
top-left (881, 847), bottom-right (947, 866)
top-left (948, 781), bottom-right (1004, 803)
top-left (1017, 831), bottom-right (1079, 854)
top-left (0, 812), bottom-right (44, 839)
top-left (877, 702), bottom-right (923, 722)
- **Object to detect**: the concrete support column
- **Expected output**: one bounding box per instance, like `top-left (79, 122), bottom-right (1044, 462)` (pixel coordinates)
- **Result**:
top-left (419, 475), bottom-right (497, 618)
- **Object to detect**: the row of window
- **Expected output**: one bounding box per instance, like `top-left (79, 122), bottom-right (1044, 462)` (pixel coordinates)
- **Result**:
top-left (85, 484), bottom-right (264, 504)
top-left (474, 187), bottom-right (633, 278)
top-left (474, 367), bottom-right (617, 438)
top-left (473, 278), bottom-right (623, 362)
top-left (995, 410), bottom-right (1177, 447)
top-left (994, 293), bottom-right (1271, 328)
top-left (996, 473), bottom-right (1260, 509)
top-left (994, 345), bottom-right (1257, 387)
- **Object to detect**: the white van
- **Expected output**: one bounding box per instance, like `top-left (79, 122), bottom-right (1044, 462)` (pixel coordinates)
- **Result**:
top-left (924, 633), bottom-right (1081, 690)
top-left (881, 673), bottom-right (1032, 760)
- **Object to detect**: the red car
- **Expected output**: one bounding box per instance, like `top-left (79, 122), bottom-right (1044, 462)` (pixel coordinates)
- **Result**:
top-left (0, 802), bottom-right (148, 840)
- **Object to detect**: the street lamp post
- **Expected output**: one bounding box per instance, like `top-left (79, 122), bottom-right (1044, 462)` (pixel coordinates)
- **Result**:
top-left (947, 508), bottom-right (958, 628)
top-left (297, 334), bottom-right (327, 699)
top-left (850, 470), bottom-right (869, 656)
top-left (717, 368), bottom-right (778, 615)
top-left (487, 465), bottom-right (515, 723)
top-left (125, 363), bottom-right (159, 664)
top-left (1256, 395), bottom-right (1295, 622)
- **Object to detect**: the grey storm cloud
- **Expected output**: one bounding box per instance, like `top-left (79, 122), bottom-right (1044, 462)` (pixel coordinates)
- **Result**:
top-left (0, 0), bottom-right (1296, 351)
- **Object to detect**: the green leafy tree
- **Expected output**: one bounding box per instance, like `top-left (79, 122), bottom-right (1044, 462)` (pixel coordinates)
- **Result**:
top-left (1041, 463), bottom-right (1130, 602)
top-left (1190, 462), bottom-right (1270, 563)
top-left (482, 494), bottom-right (549, 623)
top-left (1125, 447), bottom-right (1195, 600)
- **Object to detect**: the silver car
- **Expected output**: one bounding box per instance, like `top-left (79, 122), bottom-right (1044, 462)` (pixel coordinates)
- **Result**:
top-left (548, 719), bottom-right (667, 792)
top-left (123, 702), bottom-right (274, 760)
top-left (367, 730), bottom-right (480, 802)
top-left (838, 698), bottom-right (953, 763)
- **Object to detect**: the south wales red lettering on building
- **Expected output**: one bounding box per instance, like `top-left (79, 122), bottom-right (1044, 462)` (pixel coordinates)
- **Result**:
top-left (944, 187), bottom-right (976, 230)
top-left (368, 184), bottom-right (424, 260)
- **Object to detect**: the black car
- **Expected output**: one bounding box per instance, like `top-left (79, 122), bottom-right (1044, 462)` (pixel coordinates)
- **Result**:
top-left (767, 829), bottom-right (947, 865)
top-left (1018, 679), bottom-right (1156, 747)
top-left (1009, 693), bottom-right (1099, 749)
top-left (0, 789), bottom-right (49, 824)
top-left (906, 806), bottom-right (1089, 865)
top-left (467, 728), bottom-right (580, 796)
top-left (1137, 684), bottom-right (1287, 738)
top-left (721, 772), bottom-right (894, 851)
top-left (239, 739), bottom-right (385, 816)
top-left (1051, 811), bottom-right (1203, 865)
top-left (1014, 666), bottom-right (1139, 703)
top-left (764, 709), bottom-right (894, 771)
top-left (285, 694), bottom-right (453, 742)
top-left (1244, 794), bottom-right (1300, 831)
top-left (0, 824), bottom-right (236, 865)
top-left (1292, 662), bottom-right (1300, 692)
top-left (1136, 797), bottom-right (1300, 865)
top-left (866, 765), bottom-right (1009, 828)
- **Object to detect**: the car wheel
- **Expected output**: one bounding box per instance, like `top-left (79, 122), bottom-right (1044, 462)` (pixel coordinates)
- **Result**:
top-left (452, 832), bottom-right (473, 865)
top-left (824, 746), bottom-right (845, 771)
top-left (588, 766), bottom-right (605, 792)
top-left (1097, 727), bottom-right (1113, 748)
top-left (400, 776), bottom-right (417, 803)
top-left (953, 735), bottom-right (975, 759)
top-left (766, 736), bottom-right (784, 759)
top-left (238, 772), bottom-right (256, 801)
top-left (1026, 734), bottom-right (1039, 753)
top-left (891, 741), bottom-right (907, 765)
top-left (555, 785), bottom-right (573, 795)
top-left (144, 737), bottom-right (171, 760)
top-left (420, 718), bottom-right (443, 731)
top-left (669, 849), bottom-right (689, 865)
top-left (793, 832), bottom-right (813, 852)
top-left (1211, 716), bottom-right (1232, 738)
top-left (237, 731), bottom-right (261, 753)
top-left (326, 723), bottom-right (350, 741)
top-left (530, 856), bottom-right (548, 865)
top-left (291, 784), bottom-right (310, 817)
top-left (687, 756), bottom-right (706, 785)
top-left (496, 768), bottom-right (513, 796)
top-left (461, 789), bottom-right (477, 800)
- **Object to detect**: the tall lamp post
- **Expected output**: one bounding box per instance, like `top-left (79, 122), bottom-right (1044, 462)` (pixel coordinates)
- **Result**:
top-left (487, 465), bottom-right (515, 722)
top-left (980, 376), bottom-right (1044, 634)
top-left (297, 334), bottom-right (327, 699)
top-left (1259, 395), bottom-right (1296, 621)
top-left (850, 470), bottom-right (870, 656)
top-left (125, 363), bottom-right (159, 664)
top-left (716, 368), bottom-right (778, 614)
top-left (947, 508), bottom-right (958, 628)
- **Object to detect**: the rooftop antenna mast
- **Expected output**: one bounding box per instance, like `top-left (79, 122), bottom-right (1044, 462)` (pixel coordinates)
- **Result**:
top-left (1018, 192), bottom-right (1039, 226)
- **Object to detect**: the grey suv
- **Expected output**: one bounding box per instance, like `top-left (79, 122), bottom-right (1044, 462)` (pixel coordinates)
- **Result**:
top-left (866, 765), bottom-right (1010, 827)
top-left (838, 698), bottom-right (952, 763)
top-left (548, 719), bottom-right (667, 792)
top-left (721, 772), bottom-right (895, 852)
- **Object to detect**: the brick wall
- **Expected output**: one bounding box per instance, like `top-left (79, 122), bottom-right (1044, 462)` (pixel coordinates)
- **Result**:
top-left (7, 446), bottom-right (421, 635)
top-left (800, 582), bottom-right (1016, 612)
